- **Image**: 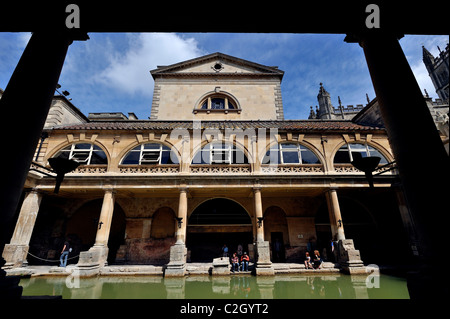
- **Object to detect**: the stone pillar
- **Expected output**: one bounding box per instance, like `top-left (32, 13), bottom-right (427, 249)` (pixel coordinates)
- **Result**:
top-left (325, 189), bottom-right (345, 241)
top-left (165, 187), bottom-right (188, 277)
top-left (2, 189), bottom-right (43, 268)
top-left (253, 187), bottom-right (274, 276)
top-left (0, 31), bottom-right (88, 260)
top-left (175, 187), bottom-right (188, 244)
top-left (325, 189), bottom-right (364, 274)
top-left (253, 187), bottom-right (264, 242)
top-left (93, 189), bottom-right (116, 247)
top-left (346, 32), bottom-right (450, 296)
top-left (395, 188), bottom-right (420, 257)
top-left (76, 188), bottom-right (115, 276)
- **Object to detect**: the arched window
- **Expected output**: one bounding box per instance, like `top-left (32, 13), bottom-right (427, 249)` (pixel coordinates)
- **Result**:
top-left (53, 143), bottom-right (107, 165)
top-left (192, 142), bottom-right (248, 164)
top-left (195, 92), bottom-right (240, 113)
top-left (262, 143), bottom-right (321, 165)
top-left (334, 143), bottom-right (388, 164)
top-left (121, 143), bottom-right (179, 165)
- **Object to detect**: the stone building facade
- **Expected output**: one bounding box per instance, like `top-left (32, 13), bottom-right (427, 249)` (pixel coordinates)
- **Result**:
top-left (2, 53), bottom-right (417, 276)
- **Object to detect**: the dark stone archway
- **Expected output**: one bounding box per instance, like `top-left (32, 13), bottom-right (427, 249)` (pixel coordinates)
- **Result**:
top-left (187, 198), bottom-right (252, 262)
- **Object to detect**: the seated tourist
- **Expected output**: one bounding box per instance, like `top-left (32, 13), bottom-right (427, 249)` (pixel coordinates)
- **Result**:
top-left (231, 253), bottom-right (240, 272)
top-left (313, 250), bottom-right (323, 269)
top-left (241, 252), bottom-right (250, 271)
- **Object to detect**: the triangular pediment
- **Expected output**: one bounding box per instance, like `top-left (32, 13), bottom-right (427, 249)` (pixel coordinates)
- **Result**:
top-left (150, 52), bottom-right (284, 79)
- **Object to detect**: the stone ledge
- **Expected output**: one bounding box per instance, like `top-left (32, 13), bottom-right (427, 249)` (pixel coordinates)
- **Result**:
top-left (100, 265), bottom-right (164, 276)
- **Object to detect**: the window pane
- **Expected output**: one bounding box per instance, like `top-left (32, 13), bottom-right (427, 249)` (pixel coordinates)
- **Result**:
top-left (262, 147), bottom-right (280, 164)
top-left (71, 151), bottom-right (90, 163)
top-left (122, 151), bottom-right (140, 164)
top-left (192, 150), bottom-right (203, 164)
top-left (141, 151), bottom-right (160, 163)
top-left (334, 149), bottom-right (351, 163)
top-left (349, 143), bottom-right (367, 152)
top-left (301, 150), bottom-right (320, 164)
top-left (282, 151), bottom-right (300, 164)
top-left (232, 149), bottom-right (248, 164)
top-left (228, 101), bottom-right (236, 109)
top-left (201, 100), bottom-right (208, 109)
top-left (351, 151), bottom-right (367, 160)
top-left (211, 98), bottom-right (225, 109)
top-left (160, 150), bottom-right (171, 164)
top-left (281, 143), bottom-right (298, 149)
top-left (143, 143), bottom-right (160, 149)
top-left (211, 150), bottom-right (230, 163)
top-left (367, 147), bottom-right (388, 164)
top-left (74, 143), bottom-right (91, 150)
top-left (90, 151), bottom-right (108, 164)
top-left (55, 150), bottom-right (70, 160)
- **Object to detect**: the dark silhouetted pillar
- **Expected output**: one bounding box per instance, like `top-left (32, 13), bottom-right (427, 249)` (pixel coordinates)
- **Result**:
top-left (346, 32), bottom-right (449, 298)
top-left (0, 31), bottom-right (88, 289)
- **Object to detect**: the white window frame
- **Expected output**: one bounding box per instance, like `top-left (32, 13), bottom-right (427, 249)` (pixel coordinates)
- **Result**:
top-left (139, 144), bottom-right (164, 165)
top-left (67, 144), bottom-right (98, 165)
top-left (346, 143), bottom-right (371, 162)
top-left (121, 143), bottom-right (177, 165)
top-left (210, 144), bottom-right (232, 164)
top-left (280, 143), bottom-right (318, 164)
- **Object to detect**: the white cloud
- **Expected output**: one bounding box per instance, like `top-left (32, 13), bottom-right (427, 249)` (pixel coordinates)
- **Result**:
top-left (95, 33), bottom-right (205, 97)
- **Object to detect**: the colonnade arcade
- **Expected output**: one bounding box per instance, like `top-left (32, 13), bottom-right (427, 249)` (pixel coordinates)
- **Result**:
top-left (3, 177), bottom-right (410, 273)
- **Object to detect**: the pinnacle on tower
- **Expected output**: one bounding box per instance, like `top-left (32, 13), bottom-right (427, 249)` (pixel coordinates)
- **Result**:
top-left (317, 83), bottom-right (333, 119)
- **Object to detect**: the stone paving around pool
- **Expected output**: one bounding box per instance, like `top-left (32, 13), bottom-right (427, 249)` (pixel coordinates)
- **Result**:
top-left (6, 262), bottom-right (341, 277)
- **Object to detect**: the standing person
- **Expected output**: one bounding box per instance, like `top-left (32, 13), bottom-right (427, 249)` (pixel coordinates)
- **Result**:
top-left (60, 239), bottom-right (71, 267)
top-left (241, 252), bottom-right (250, 271)
top-left (222, 244), bottom-right (229, 257)
top-left (231, 253), bottom-right (240, 272)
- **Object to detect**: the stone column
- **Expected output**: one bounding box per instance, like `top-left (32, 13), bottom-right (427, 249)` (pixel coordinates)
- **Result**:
top-left (165, 187), bottom-right (188, 277)
top-left (176, 187), bottom-right (188, 244)
top-left (325, 188), bottom-right (364, 274)
top-left (325, 189), bottom-right (345, 241)
top-left (253, 187), bottom-right (264, 242)
top-left (2, 189), bottom-right (43, 268)
top-left (0, 29), bottom-right (88, 298)
top-left (0, 31), bottom-right (88, 260)
top-left (76, 188), bottom-right (115, 275)
top-left (93, 189), bottom-right (116, 247)
top-left (346, 32), bottom-right (450, 295)
top-left (253, 187), bottom-right (274, 276)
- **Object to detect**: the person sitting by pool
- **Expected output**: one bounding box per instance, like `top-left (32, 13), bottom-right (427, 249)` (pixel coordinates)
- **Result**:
top-left (241, 252), bottom-right (250, 271)
top-left (313, 250), bottom-right (323, 269)
top-left (304, 251), bottom-right (313, 269)
top-left (231, 253), bottom-right (240, 272)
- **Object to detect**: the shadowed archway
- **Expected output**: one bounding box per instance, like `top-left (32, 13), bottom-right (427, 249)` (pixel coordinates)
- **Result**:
top-left (187, 198), bottom-right (252, 262)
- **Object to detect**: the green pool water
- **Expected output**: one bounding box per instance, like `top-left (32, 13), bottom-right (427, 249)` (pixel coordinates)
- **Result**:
top-left (19, 273), bottom-right (409, 299)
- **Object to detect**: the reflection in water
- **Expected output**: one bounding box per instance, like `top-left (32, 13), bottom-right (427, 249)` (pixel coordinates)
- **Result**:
top-left (19, 273), bottom-right (409, 299)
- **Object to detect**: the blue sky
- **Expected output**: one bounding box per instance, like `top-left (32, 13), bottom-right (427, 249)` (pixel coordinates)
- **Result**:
top-left (1, 32), bottom-right (448, 120)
